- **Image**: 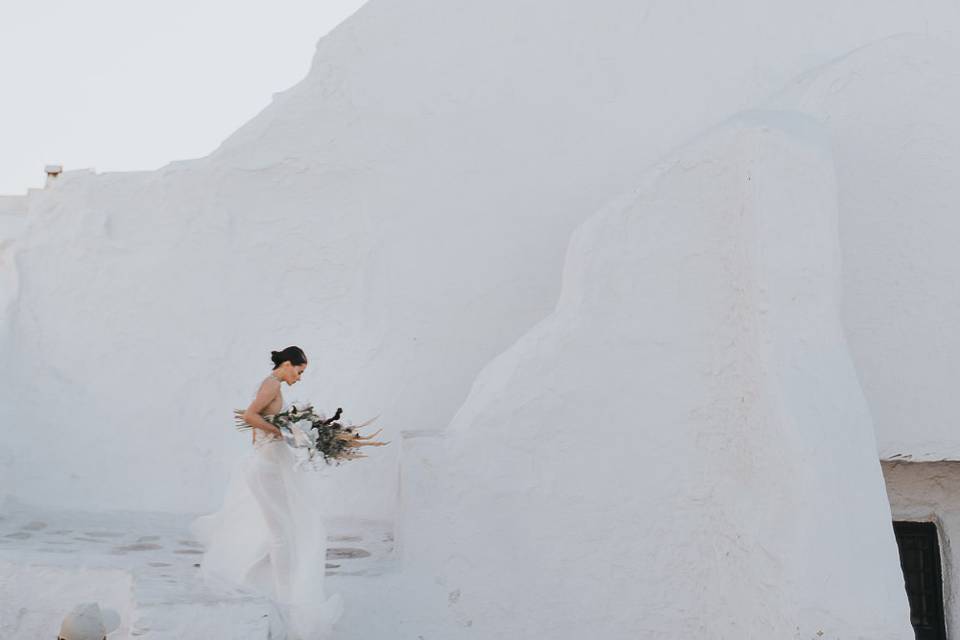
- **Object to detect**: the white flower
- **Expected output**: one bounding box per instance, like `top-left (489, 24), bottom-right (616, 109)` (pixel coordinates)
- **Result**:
top-left (290, 420), bottom-right (315, 448)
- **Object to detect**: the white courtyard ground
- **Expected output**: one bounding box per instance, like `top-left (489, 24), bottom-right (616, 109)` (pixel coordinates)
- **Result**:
top-left (0, 496), bottom-right (453, 639)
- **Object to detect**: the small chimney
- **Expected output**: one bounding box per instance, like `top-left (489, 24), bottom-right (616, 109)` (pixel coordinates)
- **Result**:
top-left (44, 164), bottom-right (63, 185)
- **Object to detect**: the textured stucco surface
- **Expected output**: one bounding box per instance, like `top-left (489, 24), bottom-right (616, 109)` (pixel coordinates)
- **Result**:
top-left (772, 36), bottom-right (960, 461)
top-left (5, 2), bottom-right (959, 519)
top-left (400, 114), bottom-right (911, 639)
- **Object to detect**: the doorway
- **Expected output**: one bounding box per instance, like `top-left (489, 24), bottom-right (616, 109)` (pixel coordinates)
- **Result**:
top-left (893, 521), bottom-right (948, 640)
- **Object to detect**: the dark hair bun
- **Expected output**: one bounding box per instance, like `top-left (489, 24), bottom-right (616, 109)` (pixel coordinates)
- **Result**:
top-left (270, 346), bottom-right (308, 369)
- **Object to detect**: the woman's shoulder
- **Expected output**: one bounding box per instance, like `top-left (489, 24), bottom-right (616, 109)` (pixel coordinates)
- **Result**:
top-left (250, 375), bottom-right (282, 400)
top-left (258, 375), bottom-right (282, 390)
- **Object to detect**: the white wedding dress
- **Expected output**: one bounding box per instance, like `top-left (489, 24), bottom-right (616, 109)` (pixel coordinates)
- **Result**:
top-left (189, 396), bottom-right (344, 639)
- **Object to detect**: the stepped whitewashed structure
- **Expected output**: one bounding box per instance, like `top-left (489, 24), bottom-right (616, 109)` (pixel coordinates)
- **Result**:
top-left (401, 111), bottom-right (913, 638)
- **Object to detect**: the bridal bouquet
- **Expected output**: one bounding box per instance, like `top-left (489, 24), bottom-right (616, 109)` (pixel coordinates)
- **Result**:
top-left (233, 403), bottom-right (388, 468)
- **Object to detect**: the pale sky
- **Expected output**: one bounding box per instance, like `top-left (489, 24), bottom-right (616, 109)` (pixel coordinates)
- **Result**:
top-left (0, 0), bottom-right (367, 195)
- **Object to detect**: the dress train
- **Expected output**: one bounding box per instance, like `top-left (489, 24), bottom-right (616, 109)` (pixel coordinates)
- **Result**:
top-left (190, 419), bottom-right (343, 638)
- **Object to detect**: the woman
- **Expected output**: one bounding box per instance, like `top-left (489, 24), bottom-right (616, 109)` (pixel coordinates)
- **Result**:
top-left (190, 346), bottom-right (344, 639)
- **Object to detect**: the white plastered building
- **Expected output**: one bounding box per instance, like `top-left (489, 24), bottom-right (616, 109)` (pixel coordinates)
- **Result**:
top-left (3, 2), bottom-right (960, 638)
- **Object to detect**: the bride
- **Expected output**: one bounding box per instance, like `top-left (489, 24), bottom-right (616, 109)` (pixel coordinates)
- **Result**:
top-left (190, 345), bottom-right (344, 638)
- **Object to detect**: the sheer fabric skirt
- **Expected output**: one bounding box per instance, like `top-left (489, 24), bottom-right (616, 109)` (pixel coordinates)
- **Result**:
top-left (190, 435), bottom-right (343, 638)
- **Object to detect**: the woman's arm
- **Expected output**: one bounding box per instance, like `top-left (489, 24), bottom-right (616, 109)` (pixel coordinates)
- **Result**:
top-left (243, 379), bottom-right (283, 437)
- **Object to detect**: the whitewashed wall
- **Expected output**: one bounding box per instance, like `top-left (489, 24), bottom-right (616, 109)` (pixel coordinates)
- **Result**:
top-left (1, 1), bottom-right (959, 523)
top-left (399, 113), bottom-right (912, 638)
top-left (771, 35), bottom-right (960, 461)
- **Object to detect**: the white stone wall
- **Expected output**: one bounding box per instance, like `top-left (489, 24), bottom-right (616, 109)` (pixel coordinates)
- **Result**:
top-left (772, 35), bottom-right (960, 461)
top-left (399, 114), bottom-right (912, 638)
top-left (0, 195), bottom-right (27, 389)
top-left (6, 1), bottom-right (959, 520)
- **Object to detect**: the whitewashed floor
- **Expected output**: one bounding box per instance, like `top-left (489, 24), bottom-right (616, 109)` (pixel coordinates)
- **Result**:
top-left (0, 498), bottom-right (455, 639)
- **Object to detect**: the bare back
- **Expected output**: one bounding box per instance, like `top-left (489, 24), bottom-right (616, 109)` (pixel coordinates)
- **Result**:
top-left (248, 375), bottom-right (283, 444)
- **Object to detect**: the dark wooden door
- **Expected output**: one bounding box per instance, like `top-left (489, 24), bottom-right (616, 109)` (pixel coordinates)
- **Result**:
top-left (893, 521), bottom-right (947, 640)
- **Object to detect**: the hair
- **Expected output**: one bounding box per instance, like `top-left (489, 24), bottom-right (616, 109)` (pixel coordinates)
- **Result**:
top-left (270, 345), bottom-right (308, 369)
